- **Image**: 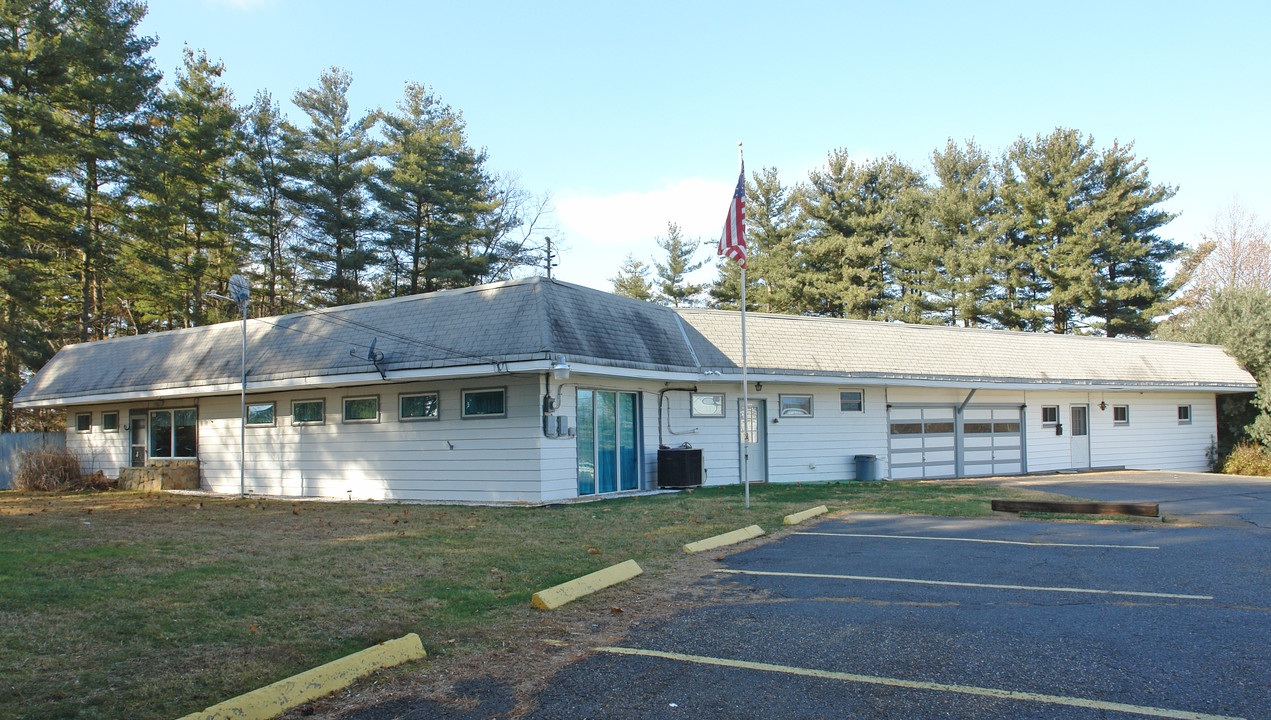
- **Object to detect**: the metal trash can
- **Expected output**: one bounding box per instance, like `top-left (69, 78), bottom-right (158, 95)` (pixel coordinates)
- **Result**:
top-left (854, 454), bottom-right (877, 483)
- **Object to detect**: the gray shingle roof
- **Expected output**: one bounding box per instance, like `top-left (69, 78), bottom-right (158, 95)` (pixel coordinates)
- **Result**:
top-left (14, 277), bottom-right (1257, 406)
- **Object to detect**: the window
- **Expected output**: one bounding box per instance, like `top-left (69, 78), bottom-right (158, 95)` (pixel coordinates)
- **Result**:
top-left (779, 394), bottom-right (813, 417)
top-left (1178, 405), bottom-right (1192, 424)
top-left (149, 408), bottom-right (197, 458)
top-left (839, 389), bottom-right (864, 412)
top-left (75, 413), bottom-right (91, 433)
top-left (246, 403), bottom-right (275, 427)
top-left (462, 387), bottom-right (506, 418)
top-left (342, 396), bottom-right (379, 423)
top-left (102, 411), bottom-right (119, 432)
top-left (1113, 405), bottom-right (1129, 425)
top-left (690, 393), bottom-right (725, 417)
top-left (1041, 406), bottom-right (1059, 425)
top-left (292, 399), bottom-right (325, 425)
top-left (400, 392), bottom-right (439, 421)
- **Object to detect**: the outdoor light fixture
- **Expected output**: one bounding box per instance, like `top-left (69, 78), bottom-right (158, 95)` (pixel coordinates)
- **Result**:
top-left (1099, 401), bottom-right (1107, 411)
top-left (755, 382), bottom-right (763, 392)
top-left (552, 359), bottom-right (571, 381)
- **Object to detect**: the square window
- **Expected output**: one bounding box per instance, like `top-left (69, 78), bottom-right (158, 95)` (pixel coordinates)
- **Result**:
top-left (75, 413), bottom-right (91, 433)
top-left (102, 411), bottom-right (119, 432)
top-left (1113, 405), bottom-right (1129, 425)
top-left (292, 400), bottom-right (325, 425)
top-left (779, 394), bottom-right (813, 417)
top-left (246, 403), bottom-right (275, 427)
top-left (149, 408), bottom-right (197, 457)
top-left (400, 392), bottom-right (439, 421)
top-left (839, 389), bottom-right (864, 412)
top-left (462, 388), bottom-right (506, 418)
top-left (1041, 406), bottom-right (1058, 425)
top-left (1178, 405), bottom-right (1192, 424)
top-left (343, 396), bottom-right (379, 423)
top-left (690, 393), bottom-right (725, 417)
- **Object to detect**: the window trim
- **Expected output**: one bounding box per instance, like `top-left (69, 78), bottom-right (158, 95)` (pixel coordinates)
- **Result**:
top-left (399, 391), bottom-right (440, 422)
top-left (1113, 404), bottom-right (1130, 425)
top-left (461, 386), bottom-right (507, 419)
top-left (74, 412), bottom-right (92, 433)
top-left (839, 388), bottom-right (864, 413)
top-left (1041, 405), bottom-right (1059, 426)
top-left (1178, 405), bottom-right (1192, 425)
top-left (342, 395), bottom-right (381, 424)
top-left (690, 392), bottom-right (726, 418)
top-left (291, 399), bottom-right (326, 426)
top-left (245, 402), bottom-right (277, 428)
top-left (778, 393), bottom-right (814, 418)
top-left (148, 407), bottom-right (198, 459)
top-left (101, 411), bottom-right (119, 433)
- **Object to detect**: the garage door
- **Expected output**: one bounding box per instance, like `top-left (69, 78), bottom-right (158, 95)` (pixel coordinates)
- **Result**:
top-left (960, 407), bottom-right (1022, 477)
top-left (888, 407), bottom-right (956, 480)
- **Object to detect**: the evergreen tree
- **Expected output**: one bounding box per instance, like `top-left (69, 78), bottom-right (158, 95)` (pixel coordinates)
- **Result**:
top-left (610, 253), bottom-right (654, 301)
top-left (999, 129), bottom-right (1104, 333)
top-left (62, 0), bottom-right (158, 341)
top-left (1086, 141), bottom-right (1180, 337)
top-left (925, 139), bottom-right (1001, 327)
top-left (710, 167), bottom-right (806, 313)
top-left (287, 67), bottom-right (378, 306)
top-left (237, 90), bottom-right (296, 315)
top-left (0, 0), bottom-right (73, 430)
top-left (371, 82), bottom-right (493, 294)
top-left (799, 151), bottom-right (922, 319)
top-left (653, 222), bottom-right (704, 307)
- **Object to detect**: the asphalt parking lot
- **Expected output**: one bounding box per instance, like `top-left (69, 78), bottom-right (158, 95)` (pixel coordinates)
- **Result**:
top-left (518, 513), bottom-right (1269, 720)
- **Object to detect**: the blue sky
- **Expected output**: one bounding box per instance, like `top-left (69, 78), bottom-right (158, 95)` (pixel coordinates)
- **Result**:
top-left (139, 0), bottom-right (1270, 291)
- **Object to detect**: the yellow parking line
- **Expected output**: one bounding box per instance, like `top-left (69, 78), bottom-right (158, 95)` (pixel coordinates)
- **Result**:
top-left (797, 531), bottom-right (1159, 550)
top-left (594, 647), bottom-right (1246, 720)
top-left (716, 569), bottom-right (1213, 600)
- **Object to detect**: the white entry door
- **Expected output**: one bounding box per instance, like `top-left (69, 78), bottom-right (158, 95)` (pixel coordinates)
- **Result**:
top-left (1071, 405), bottom-right (1091, 468)
top-left (740, 399), bottom-right (768, 483)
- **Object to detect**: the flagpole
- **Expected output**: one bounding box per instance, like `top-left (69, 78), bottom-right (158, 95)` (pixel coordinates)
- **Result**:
top-left (738, 143), bottom-right (749, 510)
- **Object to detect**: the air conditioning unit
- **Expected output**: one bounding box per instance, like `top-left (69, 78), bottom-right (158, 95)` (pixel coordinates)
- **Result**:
top-left (657, 447), bottom-right (703, 488)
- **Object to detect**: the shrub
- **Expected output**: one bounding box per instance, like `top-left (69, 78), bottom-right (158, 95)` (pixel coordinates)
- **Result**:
top-left (12, 446), bottom-right (83, 491)
top-left (1221, 442), bottom-right (1271, 477)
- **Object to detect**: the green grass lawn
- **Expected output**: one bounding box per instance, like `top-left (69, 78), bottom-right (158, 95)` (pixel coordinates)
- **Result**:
top-left (1, 480), bottom-right (1054, 720)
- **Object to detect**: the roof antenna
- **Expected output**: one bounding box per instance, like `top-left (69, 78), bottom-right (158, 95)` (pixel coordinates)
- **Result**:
top-left (350, 338), bottom-right (387, 380)
top-left (545, 236), bottom-right (558, 280)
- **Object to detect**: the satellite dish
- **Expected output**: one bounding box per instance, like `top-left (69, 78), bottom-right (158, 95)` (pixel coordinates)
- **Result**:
top-left (228, 274), bottom-right (251, 308)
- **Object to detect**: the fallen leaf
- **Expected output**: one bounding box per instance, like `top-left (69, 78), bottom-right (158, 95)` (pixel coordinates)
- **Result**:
top-left (587, 548), bottom-right (600, 554)
top-left (610, 606), bottom-right (623, 613)
top-left (292, 508), bottom-right (300, 515)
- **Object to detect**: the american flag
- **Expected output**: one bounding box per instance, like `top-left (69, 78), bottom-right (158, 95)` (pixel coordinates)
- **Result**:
top-left (717, 161), bottom-right (746, 268)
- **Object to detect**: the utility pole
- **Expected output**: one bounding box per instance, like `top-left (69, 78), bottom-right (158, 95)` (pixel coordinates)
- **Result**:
top-left (545, 236), bottom-right (558, 280)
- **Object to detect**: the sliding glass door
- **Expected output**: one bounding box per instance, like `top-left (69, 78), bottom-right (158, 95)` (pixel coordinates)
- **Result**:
top-left (577, 389), bottom-right (640, 496)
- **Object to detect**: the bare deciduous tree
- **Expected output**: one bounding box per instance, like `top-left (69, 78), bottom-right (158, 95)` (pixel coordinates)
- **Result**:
top-left (1190, 200), bottom-right (1271, 299)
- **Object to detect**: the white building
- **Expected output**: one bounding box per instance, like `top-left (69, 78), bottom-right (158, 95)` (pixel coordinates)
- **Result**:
top-left (14, 277), bottom-right (1257, 503)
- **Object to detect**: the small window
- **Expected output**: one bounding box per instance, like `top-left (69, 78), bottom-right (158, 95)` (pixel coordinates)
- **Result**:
top-left (293, 399), bottom-right (325, 425)
top-left (149, 408), bottom-right (197, 458)
top-left (1178, 405), bottom-right (1192, 424)
top-left (1041, 406), bottom-right (1058, 425)
top-left (75, 413), bottom-right (91, 433)
top-left (462, 387), bottom-right (506, 418)
top-left (102, 411), bottom-right (119, 432)
top-left (890, 422), bottom-right (924, 435)
top-left (690, 393), bottom-right (725, 417)
top-left (400, 392), bottom-right (440, 421)
top-left (962, 422), bottom-right (992, 434)
top-left (1113, 405), bottom-right (1129, 425)
top-left (779, 394), bottom-right (813, 417)
top-left (246, 403), bottom-right (276, 427)
top-left (839, 389), bottom-right (864, 412)
top-left (343, 396), bottom-right (380, 423)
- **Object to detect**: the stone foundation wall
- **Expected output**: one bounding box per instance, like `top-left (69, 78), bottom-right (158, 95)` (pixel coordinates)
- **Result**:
top-left (118, 459), bottom-right (200, 492)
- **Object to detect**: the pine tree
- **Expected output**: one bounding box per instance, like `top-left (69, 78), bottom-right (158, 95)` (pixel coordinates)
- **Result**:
top-left (62, 0), bottom-right (158, 341)
top-left (710, 167), bottom-right (806, 313)
top-left (0, 0), bottom-right (74, 430)
top-left (371, 82), bottom-right (494, 295)
top-left (610, 253), bottom-right (654, 301)
top-left (1086, 141), bottom-right (1180, 337)
top-left (925, 139), bottom-right (1001, 327)
top-left (653, 222), bottom-right (704, 307)
top-left (237, 90), bottom-right (296, 315)
top-left (287, 67), bottom-right (378, 306)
